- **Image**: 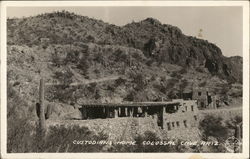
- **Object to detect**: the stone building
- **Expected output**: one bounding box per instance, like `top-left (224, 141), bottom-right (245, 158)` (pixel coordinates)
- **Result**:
top-left (192, 87), bottom-right (218, 109)
top-left (163, 99), bottom-right (199, 130)
top-left (79, 99), bottom-right (199, 130)
top-left (181, 87), bottom-right (219, 109)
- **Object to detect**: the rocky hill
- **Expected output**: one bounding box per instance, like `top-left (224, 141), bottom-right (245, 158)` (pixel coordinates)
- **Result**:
top-left (7, 11), bottom-right (242, 119)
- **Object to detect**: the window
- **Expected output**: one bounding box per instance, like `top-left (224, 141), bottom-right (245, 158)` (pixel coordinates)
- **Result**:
top-left (185, 106), bottom-right (187, 111)
top-left (167, 122), bottom-right (171, 131)
top-left (183, 120), bottom-right (187, 128)
top-left (191, 105), bottom-right (194, 111)
top-left (176, 121), bottom-right (180, 127)
top-left (172, 122), bottom-right (175, 128)
top-left (198, 92), bottom-right (202, 96)
top-left (200, 102), bottom-right (205, 108)
top-left (194, 115), bottom-right (197, 121)
top-left (175, 105), bottom-right (179, 110)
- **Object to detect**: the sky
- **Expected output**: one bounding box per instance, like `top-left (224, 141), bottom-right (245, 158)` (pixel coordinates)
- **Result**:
top-left (7, 6), bottom-right (243, 57)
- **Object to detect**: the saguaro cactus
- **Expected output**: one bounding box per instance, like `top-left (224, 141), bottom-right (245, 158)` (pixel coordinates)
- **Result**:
top-left (39, 78), bottom-right (46, 130)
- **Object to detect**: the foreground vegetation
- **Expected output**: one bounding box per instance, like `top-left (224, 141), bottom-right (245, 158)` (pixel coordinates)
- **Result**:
top-left (8, 84), bottom-right (242, 153)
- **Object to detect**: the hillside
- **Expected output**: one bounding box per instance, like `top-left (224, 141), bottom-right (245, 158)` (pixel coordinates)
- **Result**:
top-left (7, 11), bottom-right (242, 120)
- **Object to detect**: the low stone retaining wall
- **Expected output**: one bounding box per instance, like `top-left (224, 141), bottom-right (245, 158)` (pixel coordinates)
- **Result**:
top-left (46, 117), bottom-right (161, 141)
top-left (43, 107), bottom-right (241, 142)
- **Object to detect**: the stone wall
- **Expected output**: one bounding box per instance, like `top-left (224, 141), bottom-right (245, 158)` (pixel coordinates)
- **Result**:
top-left (46, 117), bottom-right (162, 141)
top-left (45, 103), bottom-right (241, 143)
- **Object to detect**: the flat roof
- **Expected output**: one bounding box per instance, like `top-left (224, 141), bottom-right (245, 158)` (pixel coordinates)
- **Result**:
top-left (81, 101), bottom-right (180, 107)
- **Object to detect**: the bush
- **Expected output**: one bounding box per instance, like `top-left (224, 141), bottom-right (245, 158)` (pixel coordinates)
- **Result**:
top-left (129, 72), bottom-right (147, 91)
top-left (179, 68), bottom-right (187, 74)
top-left (195, 67), bottom-right (204, 73)
top-left (77, 55), bottom-right (90, 77)
top-left (65, 50), bottom-right (80, 64)
top-left (166, 78), bottom-right (178, 90)
top-left (124, 90), bottom-right (136, 101)
top-left (37, 125), bottom-right (108, 152)
top-left (199, 115), bottom-right (229, 142)
top-left (54, 69), bottom-right (73, 85)
top-left (49, 85), bottom-right (75, 103)
top-left (9, 122), bottom-right (108, 153)
top-left (198, 81), bottom-right (206, 87)
top-left (114, 77), bottom-right (126, 87)
top-left (7, 83), bottom-right (34, 152)
top-left (51, 51), bottom-right (65, 67)
top-left (170, 71), bottom-right (182, 79)
top-left (225, 115), bottom-right (242, 137)
top-left (199, 115), bottom-right (229, 152)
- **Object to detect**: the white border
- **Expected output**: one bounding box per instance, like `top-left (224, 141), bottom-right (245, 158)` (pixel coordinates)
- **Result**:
top-left (1, 1), bottom-right (249, 159)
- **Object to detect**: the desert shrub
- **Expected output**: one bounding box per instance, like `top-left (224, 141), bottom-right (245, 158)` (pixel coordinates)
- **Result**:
top-left (114, 77), bottom-right (126, 87)
top-left (153, 83), bottom-right (165, 94)
top-left (94, 89), bottom-right (101, 100)
top-left (167, 90), bottom-right (178, 99)
top-left (198, 81), bottom-right (206, 87)
top-left (114, 48), bottom-right (128, 62)
top-left (131, 51), bottom-right (145, 62)
top-left (179, 67), bottom-right (187, 74)
top-left (10, 123), bottom-right (108, 152)
top-left (65, 50), bottom-right (80, 64)
top-left (87, 82), bottom-right (97, 93)
top-left (153, 77), bottom-right (178, 94)
top-left (229, 91), bottom-right (242, 98)
top-left (128, 72), bottom-right (147, 91)
top-left (124, 90), bottom-right (136, 101)
top-left (225, 115), bottom-right (242, 138)
top-left (93, 51), bottom-right (104, 64)
top-left (199, 115), bottom-right (229, 152)
top-left (7, 83), bottom-right (34, 152)
top-left (199, 115), bottom-right (229, 142)
top-left (93, 68), bottom-right (101, 75)
top-left (85, 35), bottom-right (95, 43)
top-left (51, 50), bottom-right (65, 67)
top-left (54, 69), bottom-right (73, 85)
top-left (77, 55), bottom-right (90, 77)
top-left (145, 58), bottom-right (155, 66)
top-left (50, 85), bottom-right (75, 103)
top-left (35, 125), bottom-right (108, 152)
top-left (107, 85), bottom-right (115, 92)
top-left (166, 78), bottom-right (178, 90)
top-left (179, 79), bottom-right (188, 89)
top-left (195, 67), bottom-right (204, 73)
top-left (170, 71), bottom-right (182, 79)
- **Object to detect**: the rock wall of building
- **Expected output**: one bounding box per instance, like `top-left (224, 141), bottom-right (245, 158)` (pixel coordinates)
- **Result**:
top-left (162, 100), bottom-right (200, 140)
top-left (192, 88), bottom-right (209, 109)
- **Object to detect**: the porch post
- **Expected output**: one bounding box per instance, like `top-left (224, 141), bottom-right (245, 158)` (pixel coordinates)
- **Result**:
top-left (114, 107), bottom-right (118, 118)
top-left (125, 107), bottom-right (128, 117)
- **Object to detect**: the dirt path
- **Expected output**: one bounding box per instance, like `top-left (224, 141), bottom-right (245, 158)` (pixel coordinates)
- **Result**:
top-left (46, 75), bottom-right (122, 86)
top-left (199, 106), bottom-right (242, 113)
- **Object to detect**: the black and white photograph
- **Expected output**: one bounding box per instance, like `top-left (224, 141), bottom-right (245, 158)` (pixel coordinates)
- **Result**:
top-left (0, 1), bottom-right (249, 159)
